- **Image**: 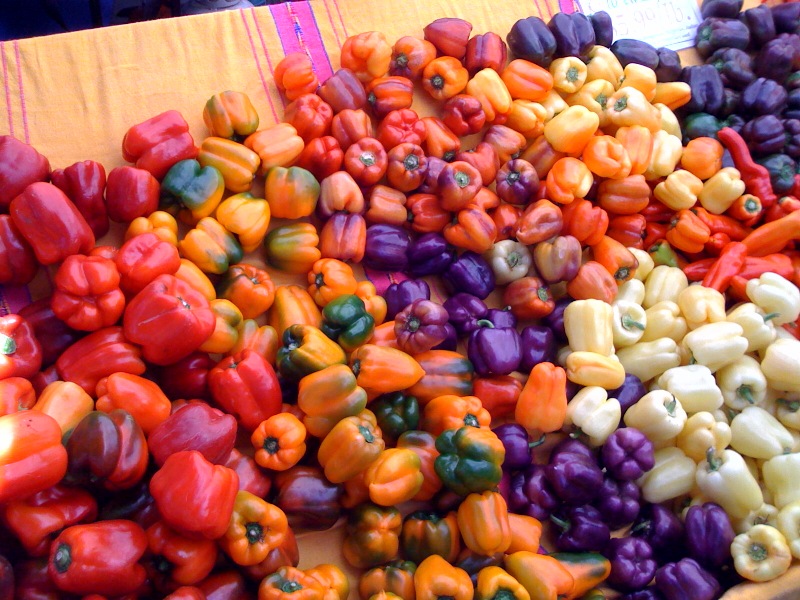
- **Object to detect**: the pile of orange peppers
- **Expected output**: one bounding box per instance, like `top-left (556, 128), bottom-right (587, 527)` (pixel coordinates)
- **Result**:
top-left (4, 8), bottom-right (800, 600)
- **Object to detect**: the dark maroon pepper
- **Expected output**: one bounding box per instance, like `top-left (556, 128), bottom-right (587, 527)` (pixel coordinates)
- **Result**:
top-left (18, 297), bottom-right (84, 367)
top-left (50, 160), bottom-right (109, 239)
top-left (695, 17), bottom-right (751, 59)
top-left (507, 464), bottom-right (560, 521)
top-left (551, 505), bottom-right (610, 553)
top-left (610, 39), bottom-right (659, 70)
top-left (707, 47), bottom-right (755, 90)
top-left (518, 324), bottom-right (557, 372)
top-left (655, 558), bottom-right (721, 600)
top-left (739, 4), bottom-right (776, 48)
top-left (442, 251), bottom-right (495, 299)
top-left (548, 12), bottom-right (596, 61)
top-left (755, 35), bottom-right (800, 83)
top-left (700, 0), bottom-right (742, 20)
top-left (589, 11), bottom-right (614, 48)
top-left (655, 47), bottom-right (683, 82)
top-left (406, 232), bottom-right (455, 277)
top-left (739, 77), bottom-right (788, 117)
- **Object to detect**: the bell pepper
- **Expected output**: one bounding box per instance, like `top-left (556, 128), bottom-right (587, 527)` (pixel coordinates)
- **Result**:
top-left (0, 134), bottom-right (50, 210)
top-left (202, 90), bottom-right (259, 141)
top-left (744, 272), bottom-right (800, 327)
top-left (217, 490), bottom-right (289, 568)
top-left (273, 52), bottom-right (319, 102)
top-left (366, 185), bottom-right (408, 228)
top-left (564, 386), bottom-right (621, 447)
top-left (681, 321), bottom-right (748, 373)
top-left (171, 258), bottom-right (215, 303)
top-left (344, 137), bottom-right (389, 187)
top-left (121, 110), bottom-right (198, 179)
top-left (504, 551), bottom-right (574, 600)
top-left (284, 94), bottom-right (333, 145)
top-left (295, 365), bottom-right (366, 439)
top-left (484, 239), bottom-right (532, 286)
top-left (730, 405), bottom-right (794, 460)
top-left (399, 510), bottom-right (460, 564)
top-left (145, 520), bottom-right (217, 589)
top-left (421, 394), bottom-right (490, 437)
top-left (390, 34), bottom-right (436, 79)
top-left (105, 167), bottom-right (161, 227)
top-left (456, 490), bottom-right (511, 557)
top-left (550, 505), bottom-right (610, 554)
top-left (340, 31), bottom-right (392, 83)
top-left (564, 300), bottom-right (614, 357)
top-left (178, 216), bottom-right (244, 275)
top-left (47, 520), bottom-right (147, 596)
top-left (115, 231), bottom-right (181, 297)
top-left (0, 212), bottom-right (38, 286)
top-left (729, 524), bottom-right (793, 583)
top-left (296, 136), bottom-right (343, 181)
top-left (306, 259), bottom-right (357, 309)
top-left (611, 297), bottom-right (647, 349)
top-left (341, 501), bottom-right (402, 569)
top-left (384, 143), bottom-right (426, 193)
top-left (634, 446), bottom-right (696, 504)
top-left (196, 137), bottom-right (259, 194)
top-left (622, 389), bottom-right (687, 444)
top-left (392, 299), bottom-right (448, 356)
top-left (655, 364), bottom-right (723, 414)
top-left (778, 501), bottom-right (800, 561)
top-left (277, 324), bottom-right (347, 383)
top-left (406, 349), bottom-right (474, 405)
top-left (0, 376), bottom-right (36, 416)
top-left (762, 452), bottom-right (800, 510)
top-left (475, 565), bottom-right (532, 600)
top-left (545, 158), bottom-right (594, 207)
top-left (125, 210), bottom-right (178, 247)
top-left (676, 411), bottom-right (732, 464)
top-left (94, 372), bottom-right (170, 436)
top-left (495, 159), bottom-right (540, 206)
top-left (581, 135), bottom-right (631, 180)
top-left (349, 343), bottom-right (425, 397)
top-left (696, 447), bottom-right (764, 519)
top-left (465, 68), bottom-right (513, 123)
top-left (420, 56), bottom-right (468, 102)
top-left (214, 263), bottom-right (274, 321)
top-left (442, 95), bottom-right (487, 138)
top-left (244, 123), bottom-right (305, 176)
top-left (305, 564), bottom-right (350, 600)
top-left (55, 326), bottom-right (145, 394)
top-left (50, 159), bottom-right (109, 240)
top-left (394, 430), bottom-right (442, 502)
top-left (443, 204), bottom-right (497, 254)
top-left (549, 56), bottom-right (587, 95)
top-left (368, 393), bottom-right (418, 446)
top-left (642, 265), bottom-right (687, 309)
top-left (642, 130), bottom-right (683, 182)
top-left (319, 212), bottom-right (367, 264)
top-left (415, 554), bottom-right (473, 600)
top-left (330, 109), bottom-right (372, 154)
top-left (615, 337), bottom-right (681, 383)
top-left (462, 31), bottom-right (507, 76)
top-left (320, 294), bottom-right (375, 353)
top-left (716, 354), bottom-right (768, 410)
top-left (364, 447), bottom-right (424, 506)
top-left (543, 106), bottom-right (600, 155)
top-left (268, 285), bottom-right (323, 340)
top-left (434, 426), bottom-right (504, 496)
top-left (359, 560), bottom-right (416, 600)
top-left (0, 313), bottom-right (42, 381)
top-left (502, 276), bottom-right (555, 321)
top-left (316, 407), bottom-right (384, 483)
top-left (466, 319), bottom-right (522, 377)
top-left (250, 412), bottom-right (307, 472)
top-left (565, 350), bottom-right (626, 390)
top-left (259, 565), bottom-right (326, 600)
top-left (611, 127), bottom-right (653, 179)
top-left (318, 67), bottom-right (368, 113)
top-left (367, 76), bottom-right (414, 119)
top-left (504, 100), bottom-right (546, 140)
top-left (213, 193), bottom-right (270, 253)
top-left (265, 222), bottom-right (321, 275)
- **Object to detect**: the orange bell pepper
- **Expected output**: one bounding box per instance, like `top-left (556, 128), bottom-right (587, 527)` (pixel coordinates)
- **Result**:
top-left (505, 99), bottom-right (547, 139)
top-left (197, 298), bottom-right (243, 355)
top-left (506, 514), bottom-right (543, 554)
top-left (218, 263), bottom-right (276, 320)
top-left (284, 93), bottom-right (334, 144)
top-left (318, 170), bottom-right (366, 218)
top-left (396, 430), bottom-right (443, 502)
top-left (229, 319), bottom-right (280, 365)
top-left (0, 376), bottom-right (36, 416)
top-left (515, 361), bottom-right (567, 434)
top-left (265, 222), bottom-right (321, 275)
top-left (652, 81), bottom-right (692, 111)
top-left (318, 409), bottom-right (385, 483)
top-left (202, 90), bottom-right (259, 141)
top-left (386, 143), bottom-right (428, 193)
top-left (244, 123), bottom-right (305, 176)
top-left (95, 373), bottom-right (171, 435)
top-left (491, 203), bottom-right (524, 242)
top-left (407, 193), bottom-right (451, 233)
top-left (0, 411), bottom-right (68, 503)
top-left (364, 448), bottom-right (424, 506)
top-left (484, 125), bottom-right (527, 165)
top-left (341, 31), bottom-right (393, 83)
top-left (501, 59), bottom-right (554, 102)
top-left (614, 125), bottom-right (654, 176)
top-left (565, 78), bottom-right (615, 128)
top-left (265, 166), bottom-right (321, 220)
top-left (515, 198), bottom-right (563, 246)
top-left (606, 87), bottom-right (661, 133)
top-left (503, 276), bottom-right (555, 320)
top-left (438, 161), bottom-right (483, 212)
top-left (545, 157), bottom-right (594, 205)
top-left (124, 210), bottom-right (179, 246)
top-left (681, 137), bottom-right (724, 181)
top-left (319, 212), bottom-right (367, 263)
top-left (422, 117), bottom-right (461, 162)
top-left (406, 349), bottom-right (474, 405)
top-left (390, 35), bottom-right (437, 79)
top-left (342, 502), bottom-right (403, 570)
top-left (472, 374), bottom-right (522, 420)
top-left (596, 174), bottom-right (651, 215)
top-left (422, 56), bottom-right (469, 101)
top-left (306, 564), bottom-right (350, 600)
top-left (215, 192), bottom-right (271, 253)
top-left (370, 320), bottom-right (399, 349)
top-left (504, 552), bottom-right (574, 600)
top-left (274, 52), bottom-right (320, 101)
top-left (220, 490), bottom-right (289, 567)
top-left (561, 198), bottom-right (609, 246)
top-left (31, 380), bottom-right (94, 435)
top-left (543, 106), bottom-right (600, 155)
top-left (344, 137), bottom-right (389, 187)
top-left (591, 235), bottom-right (639, 283)
top-left (465, 68), bottom-right (512, 123)
top-left (356, 280), bottom-right (388, 326)
top-left (259, 566), bottom-right (326, 600)
top-left (297, 363), bottom-right (368, 438)
top-left (308, 258), bottom-right (359, 308)
top-left (359, 561), bottom-right (417, 600)
top-left (456, 490), bottom-right (512, 555)
top-left (268, 285), bottom-right (323, 338)
top-left (350, 344), bottom-right (425, 397)
top-left (414, 555), bottom-right (472, 600)
top-left (581, 135), bottom-right (632, 180)
top-left (666, 208), bottom-right (712, 254)
top-left (566, 261), bottom-right (618, 303)
top-left (197, 136), bottom-right (260, 193)
top-left (174, 257), bottom-right (216, 302)
top-left (251, 413), bottom-right (307, 472)
top-left (366, 76), bottom-right (414, 119)
top-left (366, 185), bottom-right (408, 226)
top-left (420, 394), bottom-right (491, 436)
top-left (444, 204), bottom-right (497, 253)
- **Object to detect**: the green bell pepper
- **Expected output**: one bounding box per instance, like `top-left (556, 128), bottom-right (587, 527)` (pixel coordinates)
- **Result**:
top-left (434, 426), bottom-right (505, 496)
top-left (159, 158), bottom-right (225, 224)
top-left (372, 392), bottom-right (420, 445)
top-left (321, 294), bottom-right (375, 353)
top-left (276, 324), bottom-right (346, 381)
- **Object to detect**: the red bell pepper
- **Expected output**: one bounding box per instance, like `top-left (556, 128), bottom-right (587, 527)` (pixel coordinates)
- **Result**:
top-left (121, 110), bottom-right (198, 180)
top-left (2, 484), bottom-right (98, 557)
top-left (145, 520), bottom-right (218, 589)
top-left (377, 108), bottom-right (427, 149)
top-left (149, 450), bottom-right (239, 540)
top-left (50, 254), bottom-right (126, 332)
top-left (0, 376), bottom-right (36, 415)
top-left (156, 351), bottom-right (215, 401)
top-left (208, 348), bottom-right (282, 432)
top-left (0, 313), bottom-right (42, 380)
top-left (223, 447), bottom-right (273, 498)
top-left (56, 325), bottom-right (146, 395)
top-left (0, 134), bottom-right (50, 210)
top-left (51, 159), bottom-right (109, 238)
top-left (0, 214), bottom-right (38, 286)
top-left (18, 297), bottom-right (84, 367)
top-left (48, 520), bottom-right (148, 596)
top-left (0, 411), bottom-right (68, 504)
top-left (123, 273), bottom-right (215, 366)
top-left (147, 399), bottom-right (238, 466)
top-left (296, 136), bottom-right (344, 181)
top-left (9, 182), bottom-right (95, 265)
top-left (95, 372), bottom-right (172, 435)
top-left (105, 166), bottom-right (161, 223)
top-left (115, 231), bottom-right (181, 295)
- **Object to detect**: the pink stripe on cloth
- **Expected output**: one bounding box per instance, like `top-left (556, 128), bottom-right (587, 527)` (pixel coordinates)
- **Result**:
top-left (1, 42), bottom-right (14, 138)
top-left (268, 3), bottom-right (302, 55)
top-left (239, 9), bottom-right (279, 123)
top-left (559, 0), bottom-right (576, 14)
top-left (320, 0), bottom-right (343, 49)
top-left (13, 41), bottom-right (29, 143)
top-left (329, 0), bottom-right (349, 40)
top-left (0, 285), bottom-right (31, 316)
top-left (363, 268), bottom-right (408, 296)
top-left (290, 2), bottom-right (334, 83)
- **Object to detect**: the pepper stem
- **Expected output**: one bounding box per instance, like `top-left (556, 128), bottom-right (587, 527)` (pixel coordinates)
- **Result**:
top-left (463, 413), bottom-right (479, 427)
top-left (406, 316), bottom-right (421, 333)
top-left (749, 542), bottom-right (768, 562)
top-left (280, 580), bottom-right (303, 593)
top-left (778, 398), bottom-right (800, 413)
top-left (404, 153), bottom-right (420, 171)
top-left (0, 333), bottom-right (16, 356)
top-left (263, 436), bottom-right (280, 455)
top-left (476, 319), bottom-right (494, 329)
top-left (737, 385), bottom-right (755, 405)
top-left (492, 590), bottom-right (518, 600)
top-left (454, 170), bottom-right (471, 188)
top-left (706, 447), bottom-right (722, 471)
top-left (246, 522), bottom-right (264, 545)
top-left (53, 543), bottom-right (72, 574)
top-left (763, 312), bottom-right (781, 322)
top-left (529, 433), bottom-right (547, 448)
top-left (358, 424), bottom-right (375, 443)
top-left (549, 515), bottom-right (570, 531)
top-left (621, 314), bottom-right (645, 331)
top-left (665, 395), bottom-right (677, 416)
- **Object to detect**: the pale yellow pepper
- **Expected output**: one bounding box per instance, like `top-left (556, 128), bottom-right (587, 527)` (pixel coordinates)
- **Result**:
top-left (636, 446), bottom-right (696, 504)
top-left (726, 302), bottom-right (777, 353)
top-left (564, 79), bottom-right (614, 128)
top-left (696, 448), bottom-right (764, 520)
top-left (734, 503), bottom-right (779, 535)
top-left (641, 301), bottom-right (688, 343)
top-left (623, 389), bottom-right (687, 443)
top-left (584, 45), bottom-right (623, 87)
top-left (746, 273), bottom-right (800, 326)
top-left (730, 406), bottom-right (795, 460)
top-left (564, 299), bottom-right (614, 356)
top-left (619, 63), bottom-right (657, 102)
top-left (676, 411), bottom-right (732, 463)
top-left (616, 278), bottom-right (646, 304)
top-left (677, 284), bottom-right (727, 330)
top-left (616, 337), bottom-right (681, 383)
top-left (697, 167), bottom-right (746, 213)
top-left (653, 103), bottom-right (682, 139)
top-left (611, 299), bottom-right (647, 348)
top-left (549, 56), bottom-right (588, 95)
top-left (761, 339), bottom-right (800, 393)
top-left (731, 525), bottom-right (792, 582)
top-left (776, 500), bottom-right (800, 559)
top-left (717, 355), bottom-right (768, 410)
top-left (564, 351), bottom-right (625, 389)
top-left (653, 169), bottom-right (704, 210)
top-left (629, 248), bottom-right (654, 282)
top-left (539, 89), bottom-right (569, 122)
top-left (643, 265), bottom-right (688, 308)
top-left (773, 391), bottom-right (800, 430)
top-left (656, 364), bottom-right (723, 414)
top-left (644, 130), bottom-right (683, 180)
top-left (681, 321), bottom-right (748, 373)
top-left (762, 452), bottom-right (800, 509)
top-left (563, 386), bottom-right (621, 447)
top-left (605, 87), bottom-right (661, 133)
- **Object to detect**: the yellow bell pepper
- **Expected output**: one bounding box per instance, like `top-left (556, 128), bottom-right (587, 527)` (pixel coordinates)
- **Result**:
top-left (654, 103), bottom-right (682, 139)
top-left (676, 411), bottom-right (732, 463)
top-left (761, 339), bottom-right (800, 393)
top-left (563, 386), bottom-right (621, 446)
top-left (178, 216), bottom-right (243, 275)
top-left (623, 389), bottom-right (687, 443)
top-left (197, 136), bottom-right (261, 193)
top-left (681, 321), bottom-right (748, 373)
top-left (543, 105), bottom-right (600, 155)
top-left (198, 298), bottom-right (243, 354)
top-left (654, 169), bottom-right (704, 211)
top-left (539, 89), bottom-right (569, 122)
top-left (456, 490), bottom-right (512, 556)
top-left (774, 390), bottom-right (800, 431)
top-left (616, 337), bottom-right (681, 383)
top-left (364, 448), bottom-right (424, 506)
top-left (563, 299), bottom-right (614, 356)
top-left (504, 100), bottom-right (547, 138)
top-left (297, 363), bottom-right (368, 438)
top-left (549, 57), bottom-right (587, 95)
top-left (677, 285), bottom-right (726, 330)
top-left (726, 302), bottom-right (777, 353)
top-left (734, 503), bottom-right (779, 535)
top-left (636, 446), bottom-right (696, 503)
top-left (124, 210), bottom-right (178, 246)
top-left (415, 555), bottom-right (473, 600)
top-left (32, 381), bottom-right (95, 435)
top-left (777, 500), bottom-right (800, 559)
top-left (629, 249), bottom-right (654, 282)
top-left (174, 257), bottom-right (216, 301)
top-left (643, 130), bottom-right (683, 181)
top-left (317, 409), bottom-right (385, 484)
top-left (731, 524), bottom-right (792, 582)
top-left (606, 87), bottom-right (661, 133)
top-left (640, 301), bottom-right (687, 343)
top-left (564, 351), bottom-right (625, 390)
top-left (564, 79), bottom-right (614, 128)
top-left (656, 364), bottom-right (723, 414)
top-left (717, 355), bottom-right (768, 410)
top-left (584, 46), bottom-right (623, 87)
top-left (244, 122), bottom-right (305, 176)
top-left (619, 63), bottom-right (657, 102)
top-left (466, 69), bottom-right (513, 123)
top-left (643, 265), bottom-right (688, 308)
top-left (215, 192), bottom-right (271, 254)
top-left (504, 551), bottom-right (575, 600)
top-left (617, 278), bottom-right (646, 304)
top-left (696, 448), bottom-right (764, 519)
top-left (697, 167), bottom-right (746, 214)
top-left (652, 81), bottom-right (692, 111)
top-left (746, 273), bottom-right (800, 326)
top-left (762, 452), bottom-right (800, 509)
top-left (475, 566), bottom-right (531, 600)
top-left (611, 298), bottom-right (647, 348)
top-left (730, 406), bottom-right (794, 460)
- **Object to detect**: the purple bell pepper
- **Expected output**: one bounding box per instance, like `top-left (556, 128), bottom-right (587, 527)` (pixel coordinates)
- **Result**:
top-left (394, 299), bottom-right (450, 355)
top-left (619, 590), bottom-right (664, 600)
top-left (549, 436), bottom-right (596, 462)
top-left (363, 224), bottom-right (412, 272)
top-left (486, 307), bottom-right (517, 329)
top-left (493, 423), bottom-right (541, 471)
top-left (655, 558), bottom-right (720, 600)
top-left (602, 427), bottom-right (655, 481)
top-left (631, 503), bottom-right (686, 564)
top-left (684, 503), bottom-right (735, 571)
top-left (432, 322), bottom-right (458, 351)
top-left (605, 537), bottom-right (658, 592)
top-left (519, 324), bottom-right (557, 372)
top-left (442, 251), bottom-right (495, 299)
top-left (406, 232), bottom-right (455, 277)
top-left (508, 464), bottom-right (560, 521)
top-left (551, 505), bottom-right (611, 552)
top-left (384, 279), bottom-right (430, 320)
top-left (542, 296), bottom-right (570, 343)
top-left (467, 320), bottom-right (522, 376)
top-left (609, 373), bottom-right (648, 416)
top-left (594, 477), bottom-right (641, 530)
top-left (545, 448), bottom-right (604, 506)
top-left (443, 293), bottom-right (488, 336)
top-left (418, 156), bottom-right (447, 194)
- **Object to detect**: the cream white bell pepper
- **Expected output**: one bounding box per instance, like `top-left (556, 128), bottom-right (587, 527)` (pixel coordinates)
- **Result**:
top-left (681, 321), bottom-right (748, 373)
top-left (776, 500), bottom-right (800, 559)
top-left (563, 386), bottom-right (621, 446)
top-left (774, 391), bottom-right (800, 430)
top-left (640, 301), bottom-right (688, 343)
top-left (730, 406), bottom-right (795, 460)
top-left (611, 299), bottom-right (647, 349)
top-left (485, 240), bottom-right (532, 286)
top-left (717, 355), bottom-right (768, 411)
top-left (616, 278), bottom-right (646, 304)
top-left (695, 448), bottom-right (764, 520)
top-left (760, 338), bottom-right (800, 393)
top-left (762, 452), bottom-right (800, 509)
top-left (623, 389), bottom-right (687, 443)
top-left (616, 338), bottom-right (682, 383)
top-left (734, 503), bottom-right (779, 535)
top-left (629, 247), bottom-right (653, 282)
top-left (677, 284), bottom-right (727, 330)
top-left (746, 272), bottom-right (800, 326)
top-left (731, 524), bottom-right (792, 583)
top-left (676, 411), bottom-right (732, 463)
top-left (636, 446), bottom-right (696, 504)
top-left (642, 265), bottom-right (688, 308)
top-left (564, 299), bottom-right (614, 356)
top-left (656, 364), bottom-right (723, 414)
top-left (726, 302), bottom-right (777, 353)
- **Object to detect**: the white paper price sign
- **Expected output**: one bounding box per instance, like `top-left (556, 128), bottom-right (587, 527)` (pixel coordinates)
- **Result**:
top-left (577, 0), bottom-right (704, 51)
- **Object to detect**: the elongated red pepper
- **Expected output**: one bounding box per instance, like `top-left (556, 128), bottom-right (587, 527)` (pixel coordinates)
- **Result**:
top-left (702, 241), bottom-right (747, 292)
top-left (691, 207), bottom-right (751, 241)
top-left (741, 210), bottom-right (800, 256)
top-left (685, 253), bottom-right (794, 282)
top-left (718, 127), bottom-right (777, 208)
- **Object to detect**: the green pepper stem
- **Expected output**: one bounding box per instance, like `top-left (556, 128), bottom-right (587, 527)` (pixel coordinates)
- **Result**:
top-left (738, 385), bottom-right (755, 405)
top-left (529, 433), bottom-right (547, 448)
top-left (665, 395), bottom-right (677, 416)
top-left (763, 312), bottom-right (781, 322)
top-left (549, 515), bottom-right (570, 531)
top-left (53, 543), bottom-right (72, 574)
top-left (621, 314), bottom-right (645, 331)
top-left (476, 319), bottom-right (494, 329)
top-left (0, 333), bottom-right (16, 356)
top-left (706, 447), bottom-right (722, 471)
top-left (749, 542), bottom-right (768, 563)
